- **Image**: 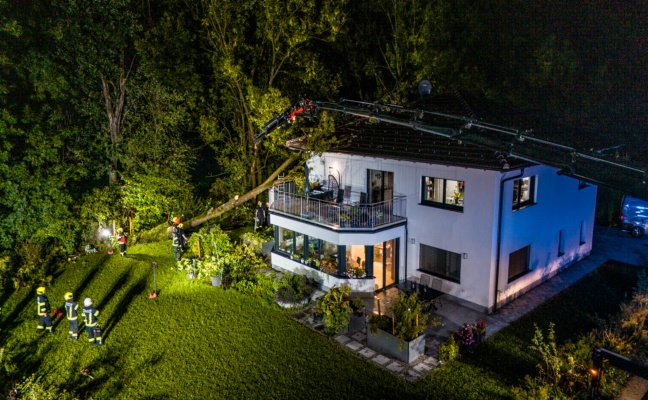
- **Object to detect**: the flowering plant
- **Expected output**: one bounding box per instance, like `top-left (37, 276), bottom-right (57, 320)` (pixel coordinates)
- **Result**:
top-left (345, 266), bottom-right (366, 278)
top-left (473, 319), bottom-right (488, 336)
top-left (454, 323), bottom-right (475, 346)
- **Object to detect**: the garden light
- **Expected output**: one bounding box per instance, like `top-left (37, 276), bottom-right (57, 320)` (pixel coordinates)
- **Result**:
top-left (101, 228), bottom-right (111, 238)
top-left (149, 262), bottom-right (158, 299)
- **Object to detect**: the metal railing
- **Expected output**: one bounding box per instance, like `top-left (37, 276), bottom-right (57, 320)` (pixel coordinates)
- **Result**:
top-left (270, 184), bottom-right (406, 230)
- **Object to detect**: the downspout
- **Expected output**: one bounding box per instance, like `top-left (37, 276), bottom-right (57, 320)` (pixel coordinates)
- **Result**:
top-left (404, 224), bottom-right (409, 283)
top-left (493, 168), bottom-right (524, 314)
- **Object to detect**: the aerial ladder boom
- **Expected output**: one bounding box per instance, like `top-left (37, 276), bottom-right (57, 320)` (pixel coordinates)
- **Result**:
top-left (254, 97), bottom-right (647, 200)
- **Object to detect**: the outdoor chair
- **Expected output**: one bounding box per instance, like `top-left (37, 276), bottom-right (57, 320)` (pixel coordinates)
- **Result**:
top-left (430, 278), bottom-right (443, 308)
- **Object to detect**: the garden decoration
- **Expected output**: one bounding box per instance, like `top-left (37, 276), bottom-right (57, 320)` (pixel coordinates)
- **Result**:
top-left (149, 262), bottom-right (158, 298)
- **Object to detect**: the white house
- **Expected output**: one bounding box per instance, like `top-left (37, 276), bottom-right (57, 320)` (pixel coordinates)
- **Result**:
top-left (267, 94), bottom-right (597, 313)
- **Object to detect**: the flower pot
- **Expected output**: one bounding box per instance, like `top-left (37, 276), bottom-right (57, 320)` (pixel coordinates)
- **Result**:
top-left (107, 249), bottom-right (114, 255)
top-left (339, 221), bottom-right (346, 227)
top-left (210, 275), bottom-right (222, 287)
top-left (367, 328), bottom-right (426, 364)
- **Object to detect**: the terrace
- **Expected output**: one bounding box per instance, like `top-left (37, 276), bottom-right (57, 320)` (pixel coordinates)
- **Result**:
top-left (269, 183), bottom-right (407, 231)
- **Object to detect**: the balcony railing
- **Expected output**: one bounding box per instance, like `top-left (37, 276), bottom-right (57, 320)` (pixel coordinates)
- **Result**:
top-left (270, 186), bottom-right (406, 230)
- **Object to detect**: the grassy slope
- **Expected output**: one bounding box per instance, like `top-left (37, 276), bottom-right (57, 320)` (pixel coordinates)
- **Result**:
top-left (0, 239), bottom-right (637, 400)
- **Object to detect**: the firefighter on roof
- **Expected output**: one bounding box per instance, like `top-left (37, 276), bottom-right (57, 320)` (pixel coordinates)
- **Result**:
top-left (36, 287), bottom-right (53, 334)
top-left (64, 292), bottom-right (79, 340)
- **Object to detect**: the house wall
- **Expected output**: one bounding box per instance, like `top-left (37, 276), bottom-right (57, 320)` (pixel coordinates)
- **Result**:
top-left (310, 153), bottom-right (501, 310)
top-left (495, 165), bottom-right (597, 310)
top-left (309, 153), bottom-right (596, 312)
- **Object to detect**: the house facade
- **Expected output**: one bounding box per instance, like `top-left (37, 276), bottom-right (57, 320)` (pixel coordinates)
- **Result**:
top-left (266, 95), bottom-right (597, 313)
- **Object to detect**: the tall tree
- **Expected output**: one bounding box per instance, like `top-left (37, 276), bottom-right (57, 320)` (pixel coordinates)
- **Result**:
top-left (195, 0), bottom-right (347, 203)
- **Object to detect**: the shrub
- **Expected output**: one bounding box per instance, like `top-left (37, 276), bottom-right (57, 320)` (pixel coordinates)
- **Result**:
top-left (438, 335), bottom-right (459, 362)
top-left (316, 285), bottom-right (352, 334)
top-left (276, 274), bottom-right (314, 304)
top-left (369, 293), bottom-right (438, 344)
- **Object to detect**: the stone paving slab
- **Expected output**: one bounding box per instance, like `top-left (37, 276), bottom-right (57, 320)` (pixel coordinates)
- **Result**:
top-left (345, 341), bottom-right (363, 351)
top-left (372, 354), bottom-right (391, 365)
top-left (358, 347), bottom-right (376, 358)
top-left (422, 356), bottom-right (440, 366)
top-left (405, 370), bottom-right (421, 380)
top-left (352, 332), bottom-right (367, 341)
top-left (386, 361), bottom-right (404, 373)
top-left (413, 363), bottom-right (432, 373)
top-left (334, 334), bottom-right (350, 344)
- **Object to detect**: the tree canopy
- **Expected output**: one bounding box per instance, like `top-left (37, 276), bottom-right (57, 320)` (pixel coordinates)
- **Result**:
top-left (0, 0), bottom-right (643, 286)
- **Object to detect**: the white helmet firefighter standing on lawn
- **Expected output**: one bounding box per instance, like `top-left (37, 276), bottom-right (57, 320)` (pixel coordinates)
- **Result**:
top-left (82, 297), bottom-right (103, 346)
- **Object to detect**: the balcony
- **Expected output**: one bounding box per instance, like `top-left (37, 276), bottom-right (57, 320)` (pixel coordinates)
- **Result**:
top-left (269, 185), bottom-right (406, 230)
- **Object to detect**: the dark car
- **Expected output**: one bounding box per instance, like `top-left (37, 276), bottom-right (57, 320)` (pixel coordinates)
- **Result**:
top-left (620, 195), bottom-right (648, 238)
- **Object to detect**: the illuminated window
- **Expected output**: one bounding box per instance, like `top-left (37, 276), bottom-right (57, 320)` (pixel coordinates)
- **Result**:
top-left (512, 176), bottom-right (536, 210)
top-left (421, 177), bottom-right (464, 211)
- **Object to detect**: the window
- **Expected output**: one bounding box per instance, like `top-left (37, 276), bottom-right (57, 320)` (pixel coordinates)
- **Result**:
top-left (558, 230), bottom-right (565, 256)
top-left (419, 244), bottom-right (461, 283)
top-left (277, 228), bottom-right (294, 253)
top-left (421, 177), bottom-right (464, 211)
top-left (512, 176), bottom-right (536, 210)
top-left (508, 245), bottom-right (530, 282)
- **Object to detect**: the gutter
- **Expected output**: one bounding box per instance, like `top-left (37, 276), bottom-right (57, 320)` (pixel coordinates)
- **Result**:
top-left (493, 168), bottom-right (524, 314)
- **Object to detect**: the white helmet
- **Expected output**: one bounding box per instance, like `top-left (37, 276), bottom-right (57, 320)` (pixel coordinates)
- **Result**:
top-left (84, 297), bottom-right (93, 307)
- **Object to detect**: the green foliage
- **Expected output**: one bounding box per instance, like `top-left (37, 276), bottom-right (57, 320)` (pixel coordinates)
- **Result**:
top-left (13, 375), bottom-right (81, 400)
top-left (276, 274), bottom-right (314, 304)
top-left (224, 244), bottom-right (267, 287)
top-left (315, 284), bottom-right (351, 334)
top-left (368, 293), bottom-right (437, 343)
top-left (241, 228), bottom-right (274, 253)
top-left (188, 226), bottom-right (233, 259)
top-left (438, 334), bottom-right (459, 363)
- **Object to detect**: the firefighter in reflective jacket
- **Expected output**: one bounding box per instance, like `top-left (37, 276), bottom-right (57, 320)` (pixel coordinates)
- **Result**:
top-left (64, 292), bottom-right (79, 340)
top-left (82, 298), bottom-right (102, 346)
top-left (36, 287), bottom-right (53, 334)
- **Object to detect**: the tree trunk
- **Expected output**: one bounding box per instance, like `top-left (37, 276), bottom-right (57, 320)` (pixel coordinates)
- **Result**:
top-left (185, 152), bottom-right (301, 229)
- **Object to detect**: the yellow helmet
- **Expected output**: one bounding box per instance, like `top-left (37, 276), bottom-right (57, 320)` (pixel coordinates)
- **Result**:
top-left (64, 292), bottom-right (73, 300)
top-left (36, 287), bottom-right (46, 295)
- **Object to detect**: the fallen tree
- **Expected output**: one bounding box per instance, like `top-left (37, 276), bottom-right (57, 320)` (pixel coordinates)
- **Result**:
top-left (184, 152), bottom-right (302, 229)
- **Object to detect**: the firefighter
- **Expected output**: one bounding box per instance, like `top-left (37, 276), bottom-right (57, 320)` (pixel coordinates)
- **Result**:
top-left (36, 287), bottom-right (53, 334)
top-left (64, 292), bottom-right (79, 340)
top-left (117, 228), bottom-right (127, 257)
top-left (82, 298), bottom-right (102, 346)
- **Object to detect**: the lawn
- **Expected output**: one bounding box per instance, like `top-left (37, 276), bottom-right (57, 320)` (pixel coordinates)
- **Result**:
top-left (0, 239), bottom-right (638, 399)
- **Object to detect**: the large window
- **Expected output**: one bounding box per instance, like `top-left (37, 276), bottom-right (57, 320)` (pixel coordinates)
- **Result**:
top-left (421, 177), bottom-right (464, 211)
top-left (419, 244), bottom-right (461, 283)
top-left (508, 245), bottom-right (530, 282)
top-left (512, 176), bottom-right (536, 210)
top-left (277, 228), bottom-right (294, 253)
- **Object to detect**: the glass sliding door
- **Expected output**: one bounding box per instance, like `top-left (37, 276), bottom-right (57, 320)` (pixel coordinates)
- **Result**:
top-left (373, 239), bottom-right (397, 291)
top-left (368, 170), bottom-right (394, 203)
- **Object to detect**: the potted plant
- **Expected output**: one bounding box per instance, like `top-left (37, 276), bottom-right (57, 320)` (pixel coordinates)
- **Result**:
top-left (349, 297), bottom-right (365, 316)
top-left (472, 319), bottom-right (488, 344)
top-left (203, 255), bottom-right (224, 287)
top-left (345, 266), bottom-right (366, 279)
top-left (339, 213), bottom-right (350, 227)
top-left (315, 285), bottom-right (352, 335)
top-left (320, 261), bottom-right (338, 276)
top-left (454, 323), bottom-right (475, 352)
top-left (367, 293), bottom-right (441, 363)
top-left (308, 257), bottom-right (321, 269)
